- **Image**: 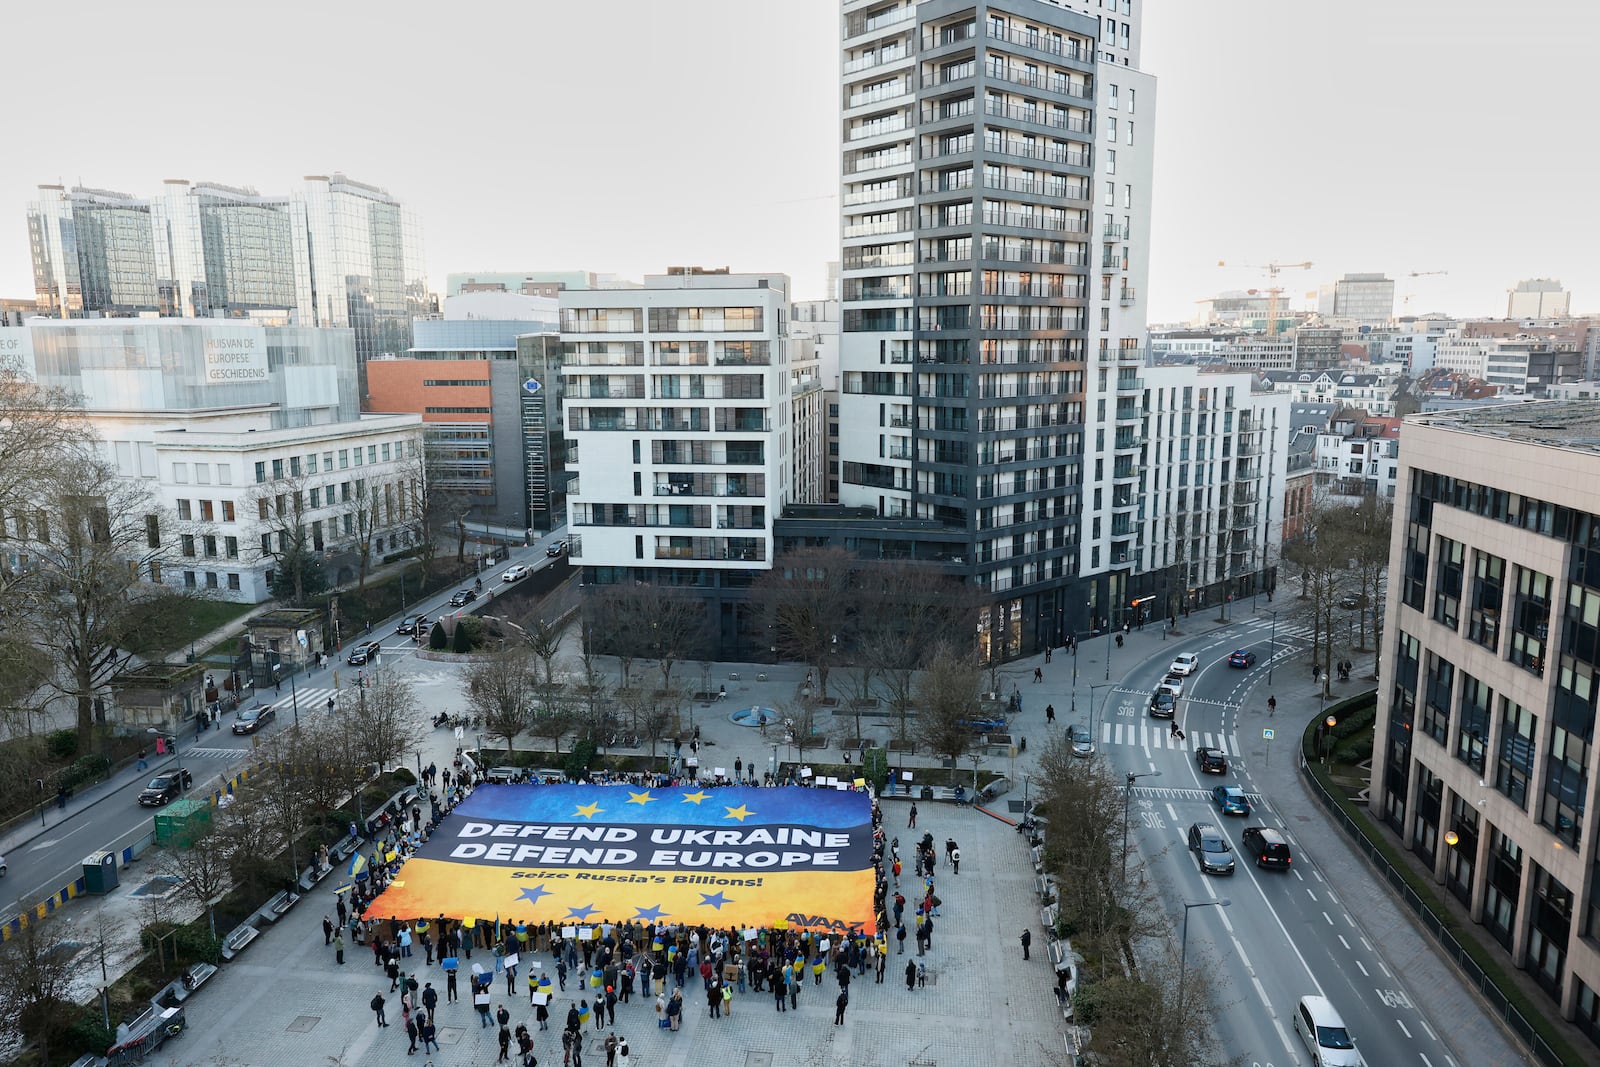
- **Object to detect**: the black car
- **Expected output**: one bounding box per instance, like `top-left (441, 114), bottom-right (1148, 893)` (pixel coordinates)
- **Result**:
top-left (231, 704), bottom-right (277, 735)
top-left (546, 540), bottom-right (568, 558)
top-left (1227, 649), bottom-right (1258, 668)
top-left (1242, 826), bottom-right (1293, 869)
top-left (1196, 746), bottom-right (1228, 774)
top-left (396, 614), bottom-right (429, 635)
top-left (450, 588), bottom-right (478, 607)
top-left (347, 641), bottom-right (382, 666)
top-left (138, 768), bottom-right (194, 807)
top-left (1188, 821), bottom-right (1236, 875)
top-left (1148, 690), bottom-right (1176, 718)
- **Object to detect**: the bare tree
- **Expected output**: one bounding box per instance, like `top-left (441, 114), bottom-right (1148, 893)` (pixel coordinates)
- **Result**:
top-left (527, 678), bottom-right (574, 755)
top-left (750, 546), bottom-right (860, 699)
top-left (351, 666), bottom-right (419, 771)
top-left (915, 642), bottom-right (983, 779)
top-left (586, 583), bottom-right (709, 691)
top-left (155, 820), bottom-right (234, 939)
top-left (526, 617), bottom-right (565, 686)
top-left (23, 454), bottom-right (197, 748)
top-left (776, 693), bottom-right (830, 769)
top-left (400, 440), bottom-right (470, 581)
top-left (0, 910), bottom-right (78, 1063)
top-left (464, 647), bottom-right (536, 756)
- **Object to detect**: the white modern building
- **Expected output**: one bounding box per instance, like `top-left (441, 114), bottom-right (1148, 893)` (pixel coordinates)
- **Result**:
top-left (1506, 278), bottom-right (1571, 319)
top-left (1260, 369), bottom-right (1402, 417)
top-left (1317, 273), bottom-right (1396, 326)
top-left (4, 320), bottom-right (423, 601)
top-left (560, 271), bottom-right (822, 644)
top-left (1314, 413), bottom-right (1401, 500)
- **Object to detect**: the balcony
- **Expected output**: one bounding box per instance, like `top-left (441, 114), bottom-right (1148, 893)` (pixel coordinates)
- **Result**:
top-left (848, 115), bottom-right (910, 141)
top-left (714, 413), bottom-right (771, 432)
top-left (1103, 223), bottom-right (1123, 240)
top-left (922, 62), bottom-right (976, 90)
top-left (982, 137), bottom-right (1089, 168)
top-left (847, 82), bottom-right (913, 109)
top-left (1115, 375), bottom-right (1143, 393)
top-left (845, 4), bottom-right (915, 40)
top-left (980, 207), bottom-right (1088, 235)
top-left (844, 44), bottom-right (911, 74)
top-left (1119, 288), bottom-right (1137, 306)
top-left (986, 23), bottom-right (1094, 65)
top-left (567, 415), bottom-right (639, 432)
top-left (1101, 254), bottom-right (1124, 269)
top-left (983, 64), bottom-right (1092, 100)
top-left (920, 22), bottom-right (977, 51)
top-left (982, 99), bottom-right (1090, 134)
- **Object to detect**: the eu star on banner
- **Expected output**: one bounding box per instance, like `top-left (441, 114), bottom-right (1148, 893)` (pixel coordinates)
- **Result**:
top-left (366, 785), bottom-right (877, 933)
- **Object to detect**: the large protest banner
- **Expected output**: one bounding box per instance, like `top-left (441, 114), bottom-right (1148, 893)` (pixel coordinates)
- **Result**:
top-left (366, 785), bottom-right (877, 932)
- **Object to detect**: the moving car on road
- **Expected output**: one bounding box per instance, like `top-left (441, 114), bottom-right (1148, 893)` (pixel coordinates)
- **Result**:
top-left (1067, 723), bottom-right (1094, 757)
top-left (1211, 784), bottom-right (1251, 817)
top-left (1195, 746), bottom-right (1228, 774)
top-left (1293, 995), bottom-right (1365, 1066)
top-left (1187, 821), bottom-right (1235, 875)
top-left (138, 768), bottom-right (194, 807)
top-left (0, 852), bottom-right (7, 876)
top-left (1227, 649), bottom-right (1258, 668)
top-left (546, 540), bottom-right (568, 558)
top-left (396, 614), bottom-right (429, 635)
top-left (1159, 673), bottom-right (1185, 698)
top-left (501, 564), bottom-right (531, 582)
top-left (1168, 652), bottom-right (1199, 676)
top-left (347, 641), bottom-right (382, 666)
top-left (449, 588), bottom-right (478, 607)
top-left (231, 704), bottom-right (277, 735)
top-left (1148, 690), bottom-right (1176, 718)
top-left (1242, 826), bottom-right (1294, 869)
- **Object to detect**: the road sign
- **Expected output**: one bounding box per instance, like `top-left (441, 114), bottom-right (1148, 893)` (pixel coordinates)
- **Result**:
top-left (523, 378), bottom-right (542, 395)
top-left (1262, 728), bottom-right (1275, 740)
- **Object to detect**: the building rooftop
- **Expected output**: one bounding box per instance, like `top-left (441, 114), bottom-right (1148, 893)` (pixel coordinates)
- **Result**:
top-left (1411, 400), bottom-right (1600, 453)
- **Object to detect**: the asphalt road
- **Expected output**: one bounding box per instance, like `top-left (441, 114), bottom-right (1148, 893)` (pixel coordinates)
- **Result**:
top-left (0, 533), bottom-right (570, 919)
top-left (1092, 623), bottom-right (1458, 1067)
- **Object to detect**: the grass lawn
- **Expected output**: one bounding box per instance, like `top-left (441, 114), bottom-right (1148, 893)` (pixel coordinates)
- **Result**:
top-left (165, 598), bottom-right (255, 656)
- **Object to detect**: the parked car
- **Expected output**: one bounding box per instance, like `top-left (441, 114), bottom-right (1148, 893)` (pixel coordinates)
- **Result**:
top-left (1168, 652), bottom-right (1200, 676)
top-left (501, 564), bottom-right (531, 582)
top-left (546, 540), bottom-right (568, 558)
top-left (138, 768), bottom-right (194, 807)
top-left (1212, 784), bottom-right (1251, 817)
top-left (231, 704), bottom-right (277, 735)
top-left (1227, 649), bottom-right (1258, 668)
top-left (1187, 821), bottom-right (1235, 875)
top-left (1242, 826), bottom-right (1294, 869)
top-left (347, 641), bottom-right (382, 666)
top-left (396, 614), bottom-right (429, 635)
top-left (1148, 690), bottom-right (1176, 719)
top-left (450, 588), bottom-right (478, 607)
top-left (1195, 746), bottom-right (1228, 774)
top-left (0, 852), bottom-right (7, 876)
top-left (1067, 723), bottom-right (1094, 758)
top-left (1294, 994), bottom-right (1364, 1066)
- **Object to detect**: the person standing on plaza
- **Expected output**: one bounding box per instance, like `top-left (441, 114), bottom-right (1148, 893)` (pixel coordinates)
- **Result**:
top-left (333, 931), bottom-right (346, 965)
top-left (371, 991), bottom-right (388, 1027)
top-left (405, 1013), bottom-right (419, 1055)
top-left (907, 802), bottom-right (917, 828)
top-left (497, 1021), bottom-right (512, 1063)
top-left (536, 998), bottom-right (550, 1030)
top-left (604, 1032), bottom-right (618, 1066)
top-left (422, 982), bottom-right (438, 1016)
top-left (323, 915), bottom-right (335, 946)
top-left (904, 958), bottom-right (917, 990)
top-left (834, 989), bottom-right (848, 1025)
top-left (1020, 928), bottom-right (1032, 960)
top-left (951, 846), bottom-right (961, 874)
top-left (421, 1013), bottom-right (439, 1054)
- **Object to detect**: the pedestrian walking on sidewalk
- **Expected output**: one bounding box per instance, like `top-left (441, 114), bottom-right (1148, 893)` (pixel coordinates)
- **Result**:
top-left (1034, 666), bottom-right (1043, 683)
top-left (1020, 928), bottom-right (1032, 960)
top-left (907, 803), bottom-right (917, 828)
top-left (1268, 695), bottom-right (1277, 715)
top-left (1045, 703), bottom-right (1055, 724)
top-left (371, 992), bottom-right (388, 1027)
top-left (334, 931), bottom-right (346, 965)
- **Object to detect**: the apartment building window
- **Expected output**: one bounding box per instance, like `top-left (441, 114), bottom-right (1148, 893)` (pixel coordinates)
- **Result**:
top-left (227, 573), bottom-right (241, 591)
top-left (353, 448), bottom-right (363, 467)
top-left (149, 561), bottom-right (161, 584)
top-left (1456, 674), bottom-right (1491, 772)
top-left (1421, 654), bottom-right (1453, 745)
top-left (272, 458), bottom-right (284, 479)
top-left (225, 536), bottom-right (238, 559)
top-left (323, 452), bottom-right (334, 471)
top-left (341, 482), bottom-right (351, 503)
top-left (1128, 88), bottom-right (1136, 113)
top-left (1483, 830), bottom-right (1521, 950)
top-left (180, 534), bottom-right (196, 558)
top-left (382, 443), bottom-right (391, 461)
top-left (1402, 518), bottom-right (1430, 612)
top-left (288, 456), bottom-right (301, 477)
top-left (145, 514), bottom-right (160, 548)
top-left (183, 571), bottom-right (197, 589)
top-left (1493, 698), bottom-right (1535, 810)
top-left (1105, 150), bottom-right (1116, 174)
top-left (1123, 184), bottom-right (1132, 208)
top-left (1469, 552), bottom-right (1506, 650)
top-left (310, 488), bottom-right (321, 508)
top-left (255, 461), bottom-right (266, 483)
top-left (1543, 663), bottom-right (1594, 847)
top-left (1108, 84), bottom-right (1118, 109)
top-left (1510, 566), bottom-right (1553, 676)
top-left (368, 446), bottom-right (378, 464)
top-left (1106, 117), bottom-right (1116, 142)
top-left (1433, 536), bottom-right (1464, 630)
top-left (177, 500), bottom-right (192, 521)
top-left (173, 462), bottom-right (188, 484)
top-left (197, 500), bottom-right (213, 522)
top-left (205, 571), bottom-right (219, 590)
top-left (260, 533), bottom-right (271, 555)
top-left (1126, 121), bottom-right (1134, 145)
top-left (202, 535), bottom-right (217, 558)
top-left (339, 449), bottom-right (349, 469)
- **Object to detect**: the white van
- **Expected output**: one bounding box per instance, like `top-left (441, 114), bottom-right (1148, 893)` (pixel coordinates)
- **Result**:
top-left (1293, 995), bottom-right (1365, 1067)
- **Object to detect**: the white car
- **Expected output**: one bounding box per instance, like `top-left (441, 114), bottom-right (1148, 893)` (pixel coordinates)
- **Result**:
top-left (1160, 673), bottom-right (1184, 698)
top-left (501, 564), bottom-right (531, 582)
top-left (1293, 995), bottom-right (1365, 1067)
top-left (1168, 652), bottom-right (1199, 676)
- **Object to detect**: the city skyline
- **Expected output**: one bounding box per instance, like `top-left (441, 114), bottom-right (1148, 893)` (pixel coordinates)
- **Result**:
top-left (3, 0), bottom-right (1594, 324)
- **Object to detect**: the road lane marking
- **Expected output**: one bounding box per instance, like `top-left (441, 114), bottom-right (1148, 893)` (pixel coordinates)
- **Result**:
top-left (1361, 937), bottom-right (1375, 951)
top-left (1397, 1019), bottom-right (1412, 1038)
top-left (1420, 1054), bottom-right (1434, 1067)
top-left (1323, 912), bottom-right (1334, 925)
top-left (1378, 959), bottom-right (1392, 978)
top-left (1337, 935), bottom-right (1350, 950)
top-left (1355, 960), bottom-right (1368, 977)
top-left (1306, 888), bottom-right (1318, 902)
top-left (1420, 1020), bottom-right (1437, 1041)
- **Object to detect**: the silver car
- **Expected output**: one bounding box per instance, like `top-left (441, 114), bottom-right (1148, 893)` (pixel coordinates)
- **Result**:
top-left (1187, 821), bottom-right (1235, 874)
top-left (1067, 723), bottom-right (1095, 757)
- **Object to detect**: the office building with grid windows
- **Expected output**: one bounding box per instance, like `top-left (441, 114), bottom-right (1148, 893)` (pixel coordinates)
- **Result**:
top-left (1371, 402), bottom-right (1600, 1044)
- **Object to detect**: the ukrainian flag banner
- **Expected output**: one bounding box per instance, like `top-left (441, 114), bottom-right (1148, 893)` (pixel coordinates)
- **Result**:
top-left (366, 785), bottom-right (877, 933)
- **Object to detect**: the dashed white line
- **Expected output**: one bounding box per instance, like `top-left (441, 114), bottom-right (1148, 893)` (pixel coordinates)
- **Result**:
top-left (1354, 960), bottom-right (1369, 977)
top-left (1323, 911), bottom-right (1334, 925)
top-left (1420, 1054), bottom-right (1434, 1067)
top-left (1396, 1019), bottom-right (1413, 1039)
top-left (1444, 1054), bottom-right (1457, 1067)
top-left (1420, 1020), bottom-right (1437, 1042)
top-left (1312, 869), bottom-right (1325, 883)
top-left (1361, 937), bottom-right (1375, 952)
top-left (1306, 888), bottom-right (1319, 902)
top-left (1344, 913), bottom-right (1357, 928)
top-left (1337, 935), bottom-right (1350, 951)
top-left (1378, 959), bottom-right (1392, 978)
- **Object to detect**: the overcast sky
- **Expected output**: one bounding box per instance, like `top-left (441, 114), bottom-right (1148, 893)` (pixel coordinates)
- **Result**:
top-left (6, 0), bottom-right (1595, 324)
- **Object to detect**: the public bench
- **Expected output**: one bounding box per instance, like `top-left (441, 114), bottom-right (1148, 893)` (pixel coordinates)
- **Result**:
top-left (256, 889), bottom-right (298, 924)
top-left (220, 922), bottom-right (259, 960)
top-left (171, 962), bottom-right (217, 1002)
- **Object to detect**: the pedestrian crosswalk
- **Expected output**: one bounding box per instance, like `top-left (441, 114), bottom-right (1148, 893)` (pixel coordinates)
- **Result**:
top-left (1099, 721), bottom-right (1238, 756)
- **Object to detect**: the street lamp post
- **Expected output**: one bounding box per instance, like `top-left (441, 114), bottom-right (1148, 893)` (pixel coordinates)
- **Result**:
top-left (1266, 609), bottom-right (1278, 685)
top-left (1323, 714), bottom-right (1338, 763)
top-left (1105, 630), bottom-right (1112, 682)
top-left (1121, 770), bottom-right (1162, 882)
top-left (1178, 898), bottom-right (1230, 1020)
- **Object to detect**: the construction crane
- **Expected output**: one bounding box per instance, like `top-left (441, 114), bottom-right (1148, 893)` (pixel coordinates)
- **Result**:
top-left (1217, 260), bottom-right (1312, 335)
top-left (1401, 270), bottom-right (1447, 313)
